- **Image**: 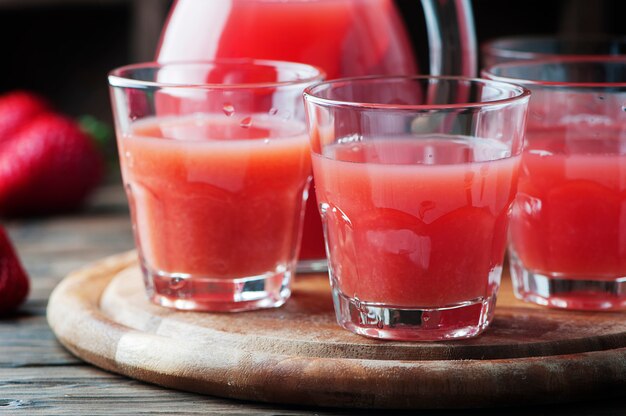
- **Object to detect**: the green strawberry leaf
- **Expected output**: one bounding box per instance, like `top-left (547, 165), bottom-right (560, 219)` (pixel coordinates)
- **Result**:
top-left (78, 115), bottom-right (113, 150)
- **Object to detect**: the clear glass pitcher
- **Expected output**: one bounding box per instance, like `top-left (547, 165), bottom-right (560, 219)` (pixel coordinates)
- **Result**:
top-left (156, 0), bottom-right (477, 271)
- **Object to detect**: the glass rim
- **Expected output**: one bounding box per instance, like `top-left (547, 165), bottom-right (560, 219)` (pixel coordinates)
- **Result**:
top-left (483, 56), bottom-right (626, 89)
top-left (108, 59), bottom-right (325, 90)
top-left (482, 34), bottom-right (626, 60)
top-left (303, 75), bottom-right (531, 111)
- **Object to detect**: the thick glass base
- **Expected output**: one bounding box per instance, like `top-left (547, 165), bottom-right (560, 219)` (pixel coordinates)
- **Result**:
top-left (141, 260), bottom-right (292, 312)
top-left (331, 288), bottom-right (497, 341)
top-left (296, 258), bottom-right (328, 274)
top-left (509, 250), bottom-right (626, 311)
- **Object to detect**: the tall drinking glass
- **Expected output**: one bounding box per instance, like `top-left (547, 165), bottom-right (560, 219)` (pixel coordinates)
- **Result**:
top-left (109, 60), bottom-right (323, 312)
top-left (304, 76), bottom-right (529, 340)
top-left (484, 57), bottom-right (626, 310)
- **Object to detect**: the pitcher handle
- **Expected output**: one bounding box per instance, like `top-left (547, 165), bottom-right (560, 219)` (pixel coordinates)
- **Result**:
top-left (421, 0), bottom-right (477, 76)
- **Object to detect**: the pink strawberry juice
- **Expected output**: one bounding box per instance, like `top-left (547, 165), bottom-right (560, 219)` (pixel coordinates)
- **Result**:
top-left (119, 115), bottom-right (311, 280)
top-left (312, 136), bottom-right (520, 307)
top-left (510, 127), bottom-right (626, 278)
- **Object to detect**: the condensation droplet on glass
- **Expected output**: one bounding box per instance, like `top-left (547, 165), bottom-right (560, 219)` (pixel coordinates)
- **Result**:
top-left (222, 103), bottom-right (235, 117)
top-left (351, 145), bottom-right (360, 152)
top-left (528, 149), bottom-right (553, 157)
top-left (598, 96), bottom-right (605, 101)
top-left (376, 320), bottom-right (384, 329)
top-left (263, 139), bottom-right (270, 144)
top-left (318, 202), bottom-right (330, 218)
top-left (124, 151), bottom-right (134, 167)
top-left (269, 108), bottom-right (278, 116)
top-left (622, 105), bottom-right (626, 112)
top-left (169, 277), bottom-right (186, 290)
top-left (240, 116), bottom-right (252, 128)
top-left (422, 312), bottom-right (431, 322)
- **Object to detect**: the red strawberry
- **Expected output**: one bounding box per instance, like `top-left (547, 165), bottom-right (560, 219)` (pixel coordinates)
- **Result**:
top-left (0, 91), bottom-right (49, 142)
top-left (0, 113), bottom-right (104, 216)
top-left (0, 226), bottom-right (29, 315)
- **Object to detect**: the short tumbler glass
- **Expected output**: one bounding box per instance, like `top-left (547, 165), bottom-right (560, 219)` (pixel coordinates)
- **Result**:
top-left (109, 60), bottom-right (323, 312)
top-left (482, 36), bottom-right (626, 67)
top-left (303, 76), bottom-right (530, 340)
top-left (484, 57), bottom-right (626, 311)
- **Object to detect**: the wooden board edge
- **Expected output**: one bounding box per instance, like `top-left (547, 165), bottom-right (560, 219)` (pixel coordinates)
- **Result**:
top-left (46, 251), bottom-right (626, 409)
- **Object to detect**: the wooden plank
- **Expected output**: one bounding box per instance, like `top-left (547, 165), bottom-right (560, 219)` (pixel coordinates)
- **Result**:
top-left (4, 184), bottom-right (135, 301)
top-left (0, 366), bottom-right (346, 416)
top-left (0, 307), bottom-right (81, 368)
top-left (6, 212), bottom-right (134, 258)
top-left (0, 366), bottom-right (625, 416)
top-left (0, 183), bottom-right (134, 368)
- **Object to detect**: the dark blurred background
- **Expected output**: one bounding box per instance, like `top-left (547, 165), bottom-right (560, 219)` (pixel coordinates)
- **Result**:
top-left (0, 0), bottom-right (171, 122)
top-left (0, 0), bottom-right (622, 124)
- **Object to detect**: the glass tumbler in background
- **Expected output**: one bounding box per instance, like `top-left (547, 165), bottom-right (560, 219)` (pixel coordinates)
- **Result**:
top-left (482, 36), bottom-right (626, 67)
top-left (108, 60), bottom-right (323, 312)
top-left (303, 76), bottom-right (530, 340)
top-left (484, 57), bottom-right (626, 310)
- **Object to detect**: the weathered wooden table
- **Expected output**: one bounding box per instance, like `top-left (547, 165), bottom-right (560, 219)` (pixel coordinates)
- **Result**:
top-left (1, 182), bottom-right (625, 415)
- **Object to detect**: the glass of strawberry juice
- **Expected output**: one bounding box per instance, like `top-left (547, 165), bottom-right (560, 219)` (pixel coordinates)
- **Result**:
top-left (303, 76), bottom-right (530, 340)
top-left (484, 57), bottom-right (626, 311)
top-left (108, 60), bottom-right (323, 312)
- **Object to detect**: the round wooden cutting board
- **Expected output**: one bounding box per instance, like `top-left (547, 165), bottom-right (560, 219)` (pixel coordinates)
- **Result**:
top-left (47, 251), bottom-right (626, 409)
